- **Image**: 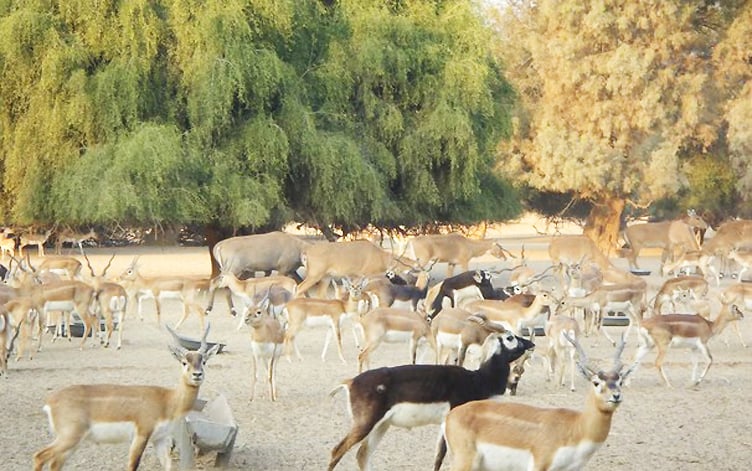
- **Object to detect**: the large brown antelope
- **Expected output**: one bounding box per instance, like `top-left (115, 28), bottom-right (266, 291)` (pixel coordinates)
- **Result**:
top-left (207, 231), bottom-right (311, 315)
top-left (441, 335), bottom-right (633, 471)
top-left (631, 304), bottom-right (744, 387)
top-left (622, 209), bottom-right (708, 270)
top-left (405, 233), bottom-right (513, 277)
top-left (702, 219), bottom-right (752, 277)
top-left (296, 240), bottom-right (417, 297)
top-left (33, 324), bottom-right (219, 471)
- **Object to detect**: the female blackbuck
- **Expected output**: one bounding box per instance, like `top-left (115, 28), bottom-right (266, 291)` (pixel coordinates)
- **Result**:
top-left (631, 304), bottom-right (744, 387)
top-left (544, 314), bottom-right (581, 391)
top-left (244, 299), bottom-right (285, 401)
top-left (441, 335), bottom-right (633, 471)
top-left (33, 324), bottom-right (219, 471)
top-left (328, 331), bottom-right (535, 471)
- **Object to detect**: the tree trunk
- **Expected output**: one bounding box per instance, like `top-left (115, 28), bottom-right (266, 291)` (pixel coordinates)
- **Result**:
top-left (204, 223), bottom-right (231, 278)
top-left (583, 197), bottom-right (625, 257)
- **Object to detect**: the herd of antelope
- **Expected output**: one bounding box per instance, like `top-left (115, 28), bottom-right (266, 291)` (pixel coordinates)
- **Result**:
top-left (3, 212), bottom-right (752, 470)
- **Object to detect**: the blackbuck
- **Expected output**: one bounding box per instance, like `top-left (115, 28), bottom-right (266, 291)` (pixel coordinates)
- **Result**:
top-left (631, 304), bottom-right (744, 387)
top-left (727, 247), bottom-right (752, 282)
top-left (0, 307), bottom-right (21, 376)
top-left (244, 300), bottom-right (285, 401)
top-left (652, 275), bottom-right (709, 314)
top-left (356, 307), bottom-right (437, 373)
top-left (544, 314), bottom-right (582, 391)
top-left (702, 219), bottom-right (752, 277)
top-left (37, 256), bottom-right (83, 280)
top-left (0, 228), bottom-right (16, 260)
top-left (118, 257), bottom-right (209, 328)
top-left (54, 227), bottom-right (98, 254)
top-left (19, 229), bottom-right (53, 257)
top-left (5, 297), bottom-right (41, 361)
top-left (82, 253), bottom-right (128, 349)
top-left (426, 270), bottom-right (497, 320)
top-left (405, 233), bottom-right (513, 277)
top-left (33, 324), bottom-right (219, 471)
top-left (31, 280), bottom-right (100, 350)
top-left (296, 240), bottom-right (417, 297)
top-left (622, 209), bottom-right (708, 270)
top-left (208, 231), bottom-right (310, 315)
top-left (328, 331), bottom-right (535, 471)
top-left (660, 247), bottom-right (719, 284)
top-left (720, 283), bottom-right (752, 347)
top-left (464, 291), bottom-right (556, 336)
top-left (282, 287), bottom-right (365, 363)
top-left (363, 269), bottom-right (430, 311)
top-left (205, 269), bottom-right (297, 319)
top-left (557, 285), bottom-right (645, 344)
top-left (548, 235), bottom-right (613, 274)
top-left (431, 307), bottom-right (474, 364)
top-left (441, 335), bottom-right (633, 471)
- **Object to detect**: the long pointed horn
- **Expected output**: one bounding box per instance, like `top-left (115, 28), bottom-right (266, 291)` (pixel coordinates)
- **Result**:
top-left (81, 247), bottom-right (96, 278)
top-left (101, 254), bottom-right (116, 277)
top-left (612, 333), bottom-right (628, 373)
top-left (563, 331), bottom-right (597, 377)
top-left (198, 322), bottom-right (211, 355)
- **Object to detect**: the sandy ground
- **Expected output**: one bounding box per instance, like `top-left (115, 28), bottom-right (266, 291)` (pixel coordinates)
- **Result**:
top-left (3, 236), bottom-right (752, 471)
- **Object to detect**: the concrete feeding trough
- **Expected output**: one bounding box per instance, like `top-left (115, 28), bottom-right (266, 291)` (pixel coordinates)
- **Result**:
top-left (175, 394), bottom-right (239, 468)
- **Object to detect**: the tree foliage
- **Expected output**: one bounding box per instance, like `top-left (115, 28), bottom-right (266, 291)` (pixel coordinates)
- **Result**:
top-left (491, 0), bottom-right (751, 248)
top-left (0, 0), bottom-right (519, 235)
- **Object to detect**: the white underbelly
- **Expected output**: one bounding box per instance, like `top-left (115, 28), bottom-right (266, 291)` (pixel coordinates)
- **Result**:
top-left (304, 315), bottom-right (335, 328)
top-left (549, 441), bottom-right (602, 470)
top-left (383, 330), bottom-right (413, 343)
top-left (44, 301), bottom-right (76, 312)
top-left (252, 341), bottom-right (281, 359)
top-left (385, 402), bottom-right (450, 428)
top-left (670, 336), bottom-right (703, 349)
top-left (87, 421), bottom-right (137, 444)
top-left (436, 332), bottom-right (461, 349)
top-left (474, 442), bottom-right (534, 471)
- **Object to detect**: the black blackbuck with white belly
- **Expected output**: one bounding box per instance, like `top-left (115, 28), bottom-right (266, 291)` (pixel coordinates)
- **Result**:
top-left (327, 330), bottom-right (535, 470)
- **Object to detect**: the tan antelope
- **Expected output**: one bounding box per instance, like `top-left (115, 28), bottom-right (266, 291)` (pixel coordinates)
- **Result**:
top-left (727, 247), bottom-right (752, 282)
top-left (405, 233), bottom-right (513, 277)
top-left (660, 247), bottom-right (719, 285)
top-left (702, 219), bottom-right (752, 277)
top-left (719, 283), bottom-right (752, 347)
top-left (623, 209), bottom-right (708, 270)
top-left (464, 291), bottom-right (556, 336)
top-left (296, 240), bottom-right (417, 297)
top-left (82, 253), bottom-right (128, 349)
top-left (206, 269), bottom-right (297, 320)
top-left (244, 300), bottom-right (285, 401)
top-left (0, 227), bottom-right (16, 260)
top-left (33, 324), bottom-right (219, 471)
top-left (544, 314), bottom-right (582, 391)
top-left (27, 279), bottom-right (100, 350)
top-left (118, 257), bottom-right (209, 328)
top-left (631, 304), bottom-right (744, 387)
top-left (37, 256), bottom-right (83, 280)
top-left (19, 228), bottom-right (53, 257)
top-left (282, 293), bottom-right (363, 364)
top-left (5, 297), bottom-right (41, 361)
top-left (207, 231), bottom-right (311, 314)
top-left (0, 307), bottom-right (21, 376)
top-left (54, 227), bottom-right (98, 254)
top-left (356, 307), bottom-right (437, 373)
top-left (441, 335), bottom-right (633, 471)
top-left (652, 275), bottom-right (709, 314)
top-left (431, 307), bottom-right (474, 364)
top-left (548, 235), bottom-right (612, 273)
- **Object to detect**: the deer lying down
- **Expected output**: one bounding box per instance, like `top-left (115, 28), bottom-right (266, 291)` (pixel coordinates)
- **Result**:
top-left (441, 335), bottom-right (633, 471)
top-left (328, 331), bottom-right (535, 471)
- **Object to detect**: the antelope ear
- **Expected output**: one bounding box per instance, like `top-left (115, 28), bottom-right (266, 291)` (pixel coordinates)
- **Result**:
top-left (473, 271), bottom-right (483, 283)
top-left (169, 344), bottom-right (187, 361)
